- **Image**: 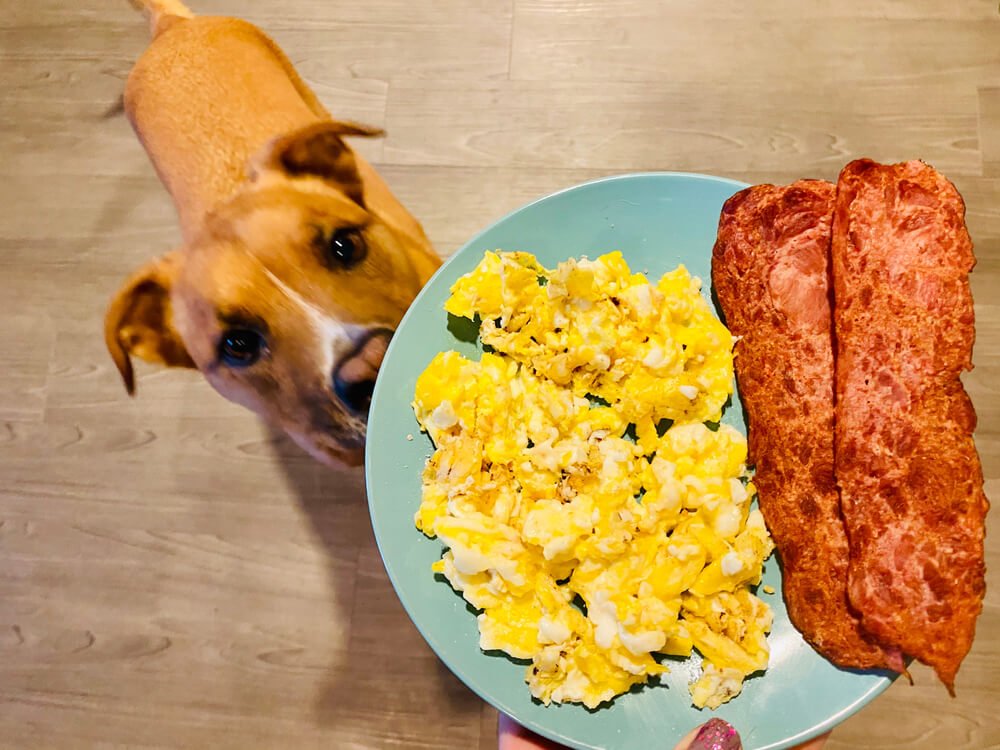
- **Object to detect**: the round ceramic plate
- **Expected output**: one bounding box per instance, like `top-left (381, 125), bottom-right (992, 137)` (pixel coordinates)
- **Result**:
top-left (366, 173), bottom-right (895, 750)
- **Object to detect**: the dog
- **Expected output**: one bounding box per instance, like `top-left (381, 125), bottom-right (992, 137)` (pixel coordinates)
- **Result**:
top-left (104, 0), bottom-right (441, 467)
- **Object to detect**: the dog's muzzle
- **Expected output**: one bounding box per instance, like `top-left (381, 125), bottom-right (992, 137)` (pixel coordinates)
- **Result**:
top-left (332, 328), bottom-right (393, 414)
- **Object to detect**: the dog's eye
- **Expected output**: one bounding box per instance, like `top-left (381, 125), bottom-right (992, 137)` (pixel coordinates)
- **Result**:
top-left (218, 329), bottom-right (264, 367)
top-left (326, 228), bottom-right (366, 268)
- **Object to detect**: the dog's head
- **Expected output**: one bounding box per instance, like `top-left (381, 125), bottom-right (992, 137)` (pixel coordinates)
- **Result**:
top-left (104, 121), bottom-right (440, 467)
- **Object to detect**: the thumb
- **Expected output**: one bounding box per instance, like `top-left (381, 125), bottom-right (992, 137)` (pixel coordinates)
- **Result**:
top-left (673, 720), bottom-right (832, 750)
top-left (673, 719), bottom-right (742, 750)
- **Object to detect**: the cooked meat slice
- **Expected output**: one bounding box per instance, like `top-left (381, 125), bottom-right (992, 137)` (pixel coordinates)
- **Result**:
top-left (831, 158), bottom-right (988, 693)
top-left (712, 180), bottom-right (900, 671)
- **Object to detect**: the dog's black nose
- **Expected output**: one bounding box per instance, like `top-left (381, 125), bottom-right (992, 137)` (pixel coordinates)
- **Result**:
top-left (333, 371), bottom-right (376, 413)
top-left (333, 330), bottom-right (392, 414)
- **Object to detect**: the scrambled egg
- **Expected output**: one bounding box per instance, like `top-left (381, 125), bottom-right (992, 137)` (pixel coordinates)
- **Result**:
top-left (413, 251), bottom-right (774, 710)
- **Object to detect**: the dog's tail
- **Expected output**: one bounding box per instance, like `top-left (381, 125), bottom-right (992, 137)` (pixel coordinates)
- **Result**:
top-left (128, 0), bottom-right (194, 38)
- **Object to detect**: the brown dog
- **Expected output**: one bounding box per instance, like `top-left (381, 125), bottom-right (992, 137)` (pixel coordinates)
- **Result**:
top-left (105, 0), bottom-right (441, 467)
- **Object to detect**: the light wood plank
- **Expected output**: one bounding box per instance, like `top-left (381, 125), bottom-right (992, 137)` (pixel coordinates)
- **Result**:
top-left (1, 0), bottom-right (513, 81)
top-left (510, 2), bottom-right (1000, 83)
top-left (981, 87), bottom-right (1000, 177)
top-left (0, 313), bottom-right (54, 423)
top-left (512, 0), bottom-right (1000, 21)
top-left (383, 79), bottom-right (981, 175)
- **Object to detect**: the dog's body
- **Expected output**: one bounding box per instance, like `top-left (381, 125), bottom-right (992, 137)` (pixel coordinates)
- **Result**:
top-left (106, 0), bottom-right (440, 466)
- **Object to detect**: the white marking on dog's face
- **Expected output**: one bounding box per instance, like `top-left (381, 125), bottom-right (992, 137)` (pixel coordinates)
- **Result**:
top-left (258, 262), bottom-right (365, 380)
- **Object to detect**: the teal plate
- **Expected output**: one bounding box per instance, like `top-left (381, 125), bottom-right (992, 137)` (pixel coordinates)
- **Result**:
top-left (366, 173), bottom-right (895, 750)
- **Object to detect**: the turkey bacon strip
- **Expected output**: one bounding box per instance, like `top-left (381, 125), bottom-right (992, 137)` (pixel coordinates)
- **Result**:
top-left (712, 180), bottom-right (900, 671)
top-left (831, 159), bottom-right (988, 694)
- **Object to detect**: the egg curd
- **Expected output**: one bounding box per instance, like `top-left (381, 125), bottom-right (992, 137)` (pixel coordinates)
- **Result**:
top-left (412, 251), bottom-right (774, 710)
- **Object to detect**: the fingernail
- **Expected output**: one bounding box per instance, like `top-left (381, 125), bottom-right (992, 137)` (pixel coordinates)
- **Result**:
top-left (688, 718), bottom-right (742, 750)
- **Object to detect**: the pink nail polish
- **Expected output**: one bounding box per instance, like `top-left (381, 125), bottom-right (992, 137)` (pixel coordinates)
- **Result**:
top-left (688, 718), bottom-right (742, 750)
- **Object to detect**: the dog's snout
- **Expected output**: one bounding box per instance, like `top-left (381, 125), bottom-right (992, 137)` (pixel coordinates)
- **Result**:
top-left (332, 330), bottom-right (392, 413)
top-left (333, 371), bottom-right (377, 413)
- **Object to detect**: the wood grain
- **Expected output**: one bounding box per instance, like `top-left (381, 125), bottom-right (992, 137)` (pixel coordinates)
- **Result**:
top-left (510, 1), bottom-right (1000, 83)
top-left (0, 0), bottom-right (997, 748)
top-left (383, 79), bottom-right (981, 175)
top-left (981, 88), bottom-right (1000, 177)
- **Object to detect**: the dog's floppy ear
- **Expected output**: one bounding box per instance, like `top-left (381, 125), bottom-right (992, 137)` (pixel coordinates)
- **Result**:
top-left (104, 250), bottom-right (195, 395)
top-left (249, 120), bottom-right (384, 205)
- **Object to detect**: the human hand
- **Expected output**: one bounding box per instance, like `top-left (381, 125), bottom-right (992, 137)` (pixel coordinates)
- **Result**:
top-left (497, 712), bottom-right (831, 750)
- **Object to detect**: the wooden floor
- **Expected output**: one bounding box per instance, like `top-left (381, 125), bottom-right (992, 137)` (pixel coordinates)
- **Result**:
top-left (1, 1), bottom-right (998, 747)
